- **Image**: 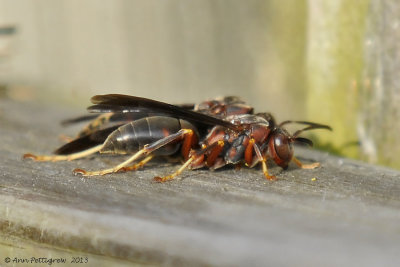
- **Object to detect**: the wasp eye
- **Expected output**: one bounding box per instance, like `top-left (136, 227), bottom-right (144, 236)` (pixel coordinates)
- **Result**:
top-left (269, 131), bottom-right (294, 169)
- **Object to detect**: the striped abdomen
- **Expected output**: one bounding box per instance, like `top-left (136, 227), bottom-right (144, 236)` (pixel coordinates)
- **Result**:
top-left (100, 116), bottom-right (196, 155)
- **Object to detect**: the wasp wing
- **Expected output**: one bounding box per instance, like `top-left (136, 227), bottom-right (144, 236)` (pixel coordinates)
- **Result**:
top-left (62, 102), bottom-right (196, 128)
top-left (54, 125), bottom-right (122, 155)
top-left (88, 94), bottom-right (239, 130)
top-left (61, 114), bottom-right (100, 126)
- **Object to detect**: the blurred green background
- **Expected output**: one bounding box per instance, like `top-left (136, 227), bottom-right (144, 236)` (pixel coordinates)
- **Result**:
top-left (1, 0), bottom-right (399, 169)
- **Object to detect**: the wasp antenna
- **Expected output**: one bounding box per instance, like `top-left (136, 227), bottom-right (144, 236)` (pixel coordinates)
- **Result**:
top-left (278, 120), bottom-right (292, 127)
top-left (293, 124), bottom-right (332, 138)
top-left (296, 121), bottom-right (332, 131)
top-left (293, 137), bottom-right (313, 147)
top-left (279, 120), bottom-right (332, 130)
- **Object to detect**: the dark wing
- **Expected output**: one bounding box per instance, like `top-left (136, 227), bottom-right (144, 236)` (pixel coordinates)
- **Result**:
top-left (54, 125), bottom-right (121, 155)
top-left (88, 94), bottom-right (239, 130)
top-left (61, 114), bottom-right (100, 126)
top-left (61, 104), bottom-right (195, 126)
top-left (74, 112), bottom-right (162, 137)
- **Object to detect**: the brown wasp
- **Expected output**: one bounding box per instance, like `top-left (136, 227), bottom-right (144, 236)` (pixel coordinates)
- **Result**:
top-left (24, 94), bottom-right (331, 182)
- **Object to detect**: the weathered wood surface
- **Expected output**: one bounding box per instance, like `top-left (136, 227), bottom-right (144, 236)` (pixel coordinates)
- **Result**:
top-left (1, 98), bottom-right (400, 266)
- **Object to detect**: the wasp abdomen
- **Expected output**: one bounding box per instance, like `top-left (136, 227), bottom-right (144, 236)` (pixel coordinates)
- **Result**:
top-left (100, 116), bottom-right (185, 155)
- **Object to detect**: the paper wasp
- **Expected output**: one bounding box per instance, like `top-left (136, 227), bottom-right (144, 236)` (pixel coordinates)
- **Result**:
top-left (24, 95), bottom-right (331, 182)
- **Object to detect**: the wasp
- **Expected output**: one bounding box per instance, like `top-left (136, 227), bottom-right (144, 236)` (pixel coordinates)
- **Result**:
top-left (23, 94), bottom-right (331, 182)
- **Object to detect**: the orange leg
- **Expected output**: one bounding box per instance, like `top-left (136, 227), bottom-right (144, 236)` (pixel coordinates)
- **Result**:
top-left (260, 157), bottom-right (276, 181)
top-left (154, 139), bottom-right (225, 182)
top-left (59, 134), bottom-right (74, 143)
top-left (75, 129), bottom-right (195, 177)
top-left (118, 155), bottom-right (154, 172)
top-left (154, 156), bottom-right (194, 182)
top-left (244, 138), bottom-right (255, 166)
top-left (250, 140), bottom-right (276, 181)
top-left (205, 141), bottom-right (225, 167)
top-left (181, 128), bottom-right (196, 160)
top-left (292, 157), bottom-right (320, 169)
top-left (23, 144), bottom-right (103, 162)
top-left (77, 113), bottom-right (112, 137)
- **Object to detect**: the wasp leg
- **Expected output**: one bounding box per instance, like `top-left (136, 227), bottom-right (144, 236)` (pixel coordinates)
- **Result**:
top-left (58, 134), bottom-right (74, 143)
top-left (181, 127), bottom-right (196, 160)
top-left (154, 156), bottom-right (194, 182)
top-left (292, 157), bottom-right (320, 169)
top-left (205, 141), bottom-right (225, 166)
top-left (74, 129), bottom-right (194, 177)
top-left (23, 144), bottom-right (103, 162)
top-left (73, 148), bottom-right (149, 176)
top-left (77, 113), bottom-right (113, 137)
top-left (251, 140), bottom-right (276, 181)
top-left (118, 155), bottom-right (154, 172)
top-left (154, 140), bottom-right (225, 183)
top-left (244, 138), bottom-right (255, 166)
top-left (259, 157), bottom-right (276, 181)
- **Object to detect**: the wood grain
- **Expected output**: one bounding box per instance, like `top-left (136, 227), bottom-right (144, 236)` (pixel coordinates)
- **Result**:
top-left (1, 99), bottom-right (400, 266)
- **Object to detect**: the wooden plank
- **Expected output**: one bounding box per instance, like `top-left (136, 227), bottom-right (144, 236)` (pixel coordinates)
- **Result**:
top-left (1, 99), bottom-right (400, 266)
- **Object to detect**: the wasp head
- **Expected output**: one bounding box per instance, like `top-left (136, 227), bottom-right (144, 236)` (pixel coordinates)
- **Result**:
top-left (267, 121), bottom-right (332, 169)
top-left (268, 128), bottom-right (294, 169)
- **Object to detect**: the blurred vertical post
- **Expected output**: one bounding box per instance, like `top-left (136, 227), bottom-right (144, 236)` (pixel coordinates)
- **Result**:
top-left (252, 0), bottom-right (307, 120)
top-left (306, 1), bottom-right (369, 158)
top-left (360, 1), bottom-right (400, 168)
top-left (0, 24), bottom-right (16, 97)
